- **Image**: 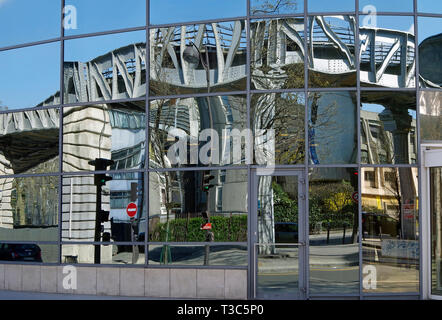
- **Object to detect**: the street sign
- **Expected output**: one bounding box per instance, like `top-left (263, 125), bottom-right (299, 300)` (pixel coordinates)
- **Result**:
top-left (126, 202), bottom-right (137, 218)
top-left (352, 191), bottom-right (359, 203)
top-left (201, 222), bottom-right (212, 230)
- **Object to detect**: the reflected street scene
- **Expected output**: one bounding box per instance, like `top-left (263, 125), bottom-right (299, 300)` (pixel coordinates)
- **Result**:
top-left (308, 168), bottom-right (359, 295)
top-left (361, 91), bottom-right (417, 165)
top-left (362, 167), bottom-right (419, 292)
top-left (256, 174), bottom-right (303, 298)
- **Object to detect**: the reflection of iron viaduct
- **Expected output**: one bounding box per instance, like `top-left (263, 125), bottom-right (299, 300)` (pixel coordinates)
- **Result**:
top-left (0, 18), bottom-right (440, 253)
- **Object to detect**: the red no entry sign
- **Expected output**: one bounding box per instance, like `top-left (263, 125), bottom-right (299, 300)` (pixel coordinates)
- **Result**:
top-left (126, 202), bottom-right (137, 218)
top-left (352, 192), bottom-right (359, 203)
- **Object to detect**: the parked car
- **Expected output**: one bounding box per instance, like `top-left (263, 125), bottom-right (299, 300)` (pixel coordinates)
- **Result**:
top-left (0, 243), bottom-right (42, 262)
top-left (275, 222), bottom-right (299, 243)
top-left (362, 212), bottom-right (399, 238)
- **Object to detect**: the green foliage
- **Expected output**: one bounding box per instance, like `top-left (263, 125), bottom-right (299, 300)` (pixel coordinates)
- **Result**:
top-left (308, 180), bottom-right (357, 231)
top-left (150, 215), bottom-right (247, 242)
top-left (272, 181), bottom-right (298, 223)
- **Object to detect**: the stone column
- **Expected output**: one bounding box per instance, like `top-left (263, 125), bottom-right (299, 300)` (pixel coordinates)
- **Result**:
top-left (62, 105), bottom-right (112, 263)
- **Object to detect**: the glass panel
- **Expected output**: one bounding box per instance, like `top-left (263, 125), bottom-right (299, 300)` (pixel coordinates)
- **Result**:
top-left (63, 31), bottom-right (146, 104)
top-left (0, 42), bottom-right (60, 110)
top-left (420, 91), bottom-right (442, 141)
top-left (359, 0), bottom-right (413, 13)
top-left (0, 243), bottom-right (58, 264)
top-left (251, 92), bottom-right (305, 165)
top-left (149, 95), bottom-right (246, 168)
top-left (250, 18), bottom-right (305, 90)
top-left (256, 175), bottom-right (300, 298)
top-left (149, 21), bottom-right (246, 97)
top-left (150, 0), bottom-right (246, 25)
top-left (0, 0), bottom-right (60, 48)
top-left (0, 176), bottom-right (59, 242)
top-left (308, 91), bottom-right (357, 164)
top-left (308, 0), bottom-right (355, 13)
top-left (418, 0), bottom-right (442, 14)
top-left (431, 167), bottom-right (442, 296)
top-left (418, 17), bottom-right (442, 89)
top-left (360, 16), bottom-right (415, 88)
top-left (256, 244), bottom-right (300, 297)
top-left (62, 172), bottom-right (146, 243)
top-left (362, 167), bottom-right (419, 293)
top-left (361, 91), bottom-right (417, 164)
top-left (61, 244), bottom-right (144, 264)
top-left (64, 0), bottom-right (146, 36)
top-left (148, 245), bottom-right (247, 266)
top-left (309, 168), bottom-right (359, 294)
top-left (308, 16), bottom-right (356, 88)
top-left (63, 102), bottom-right (146, 172)
top-left (251, 0), bottom-right (303, 15)
top-left (148, 169), bottom-right (248, 242)
top-left (0, 109), bottom-right (59, 175)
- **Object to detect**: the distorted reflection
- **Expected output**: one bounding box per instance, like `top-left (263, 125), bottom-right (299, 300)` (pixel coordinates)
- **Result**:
top-left (420, 91), bottom-right (442, 141)
top-left (252, 92), bottom-right (305, 164)
top-left (361, 91), bottom-right (417, 164)
top-left (149, 21), bottom-right (247, 96)
top-left (251, 0), bottom-right (303, 15)
top-left (0, 108), bottom-right (59, 175)
top-left (0, 243), bottom-right (58, 264)
top-left (63, 102), bottom-right (145, 172)
top-left (149, 95), bottom-right (247, 168)
top-left (308, 92), bottom-right (357, 164)
top-left (148, 245), bottom-right (247, 266)
top-left (308, 16), bottom-right (356, 87)
top-left (64, 31), bottom-right (146, 104)
top-left (418, 17), bottom-right (442, 89)
top-left (362, 167), bottom-right (419, 293)
top-left (256, 175), bottom-right (301, 298)
top-left (62, 245), bottom-right (144, 265)
top-left (0, 176), bottom-right (59, 242)
top-left (360, 16), bottom-right (415, 88)
top-left (62, 172), bottom-right (146, 264)
top-left (309, 168), bottom-right (359, 295)
top-left (148, 169), bottom-right (248, 245)
top-left (250, 18), bottom-right (305, 89)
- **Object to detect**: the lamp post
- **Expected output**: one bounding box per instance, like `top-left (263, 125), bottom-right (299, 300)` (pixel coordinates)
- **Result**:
top-left (183, 42), bottom-right (215, 265)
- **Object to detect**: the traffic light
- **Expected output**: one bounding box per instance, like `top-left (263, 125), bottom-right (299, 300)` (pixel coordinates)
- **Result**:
top-left (89, 158), bottom-right (114, 186)
top-left (97, 209), bottom-right (110, 223)
top-left (88, 158), bottom-right (114, 264)
top-left (202, 171), bottom-right (215, 192)
top-left (102, 232), bottom-right (111, 242)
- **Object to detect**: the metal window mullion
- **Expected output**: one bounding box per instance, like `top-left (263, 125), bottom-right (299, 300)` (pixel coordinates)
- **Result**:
top-left (356, 0), bottom-right (363, 300)
top-left (304, 0), bottom-right (310, 300)
top-left (145, 0), bottom-right (150, 267)
top-left (246, 0), bottom-right (253, 300)
top-left (57, 0), bottom-right (66, 265)
top-left (414, 0), bottom-right (424, 300)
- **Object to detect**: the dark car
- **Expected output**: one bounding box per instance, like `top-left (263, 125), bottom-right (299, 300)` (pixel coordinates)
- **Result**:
top-left (0, 243), bottom-right (42, 262)
top-left (362, 212), bottom-right (399, 238)
top-left (275, 222), bottom-right (299, 243)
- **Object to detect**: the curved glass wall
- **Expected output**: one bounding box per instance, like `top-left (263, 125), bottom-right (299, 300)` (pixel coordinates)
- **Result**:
top-left (0, 0), bottom-right (440, 300)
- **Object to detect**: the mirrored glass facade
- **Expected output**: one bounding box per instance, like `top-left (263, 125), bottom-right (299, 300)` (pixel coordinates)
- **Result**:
top-left (1, 0), bottom-right (442, 300)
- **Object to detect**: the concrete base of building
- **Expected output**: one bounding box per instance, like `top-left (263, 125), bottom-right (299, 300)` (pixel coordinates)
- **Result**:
top-left (0, 264), bottom-right (247, 300)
